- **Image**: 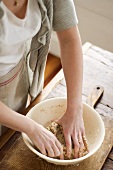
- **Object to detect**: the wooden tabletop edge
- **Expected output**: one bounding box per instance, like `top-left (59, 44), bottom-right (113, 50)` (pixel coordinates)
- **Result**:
top-left (82, 42), bottom-right (92, 54)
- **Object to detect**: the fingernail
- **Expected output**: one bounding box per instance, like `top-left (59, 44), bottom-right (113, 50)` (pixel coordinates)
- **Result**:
top-left (74, 154), bottom-right (79, 159)
top-left (60, 154), bottom-right (64, 160)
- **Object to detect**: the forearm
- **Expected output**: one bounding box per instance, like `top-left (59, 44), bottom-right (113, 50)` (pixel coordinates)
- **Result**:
top-left (0, 101), bottom-right (34, 134)
top-left (57, 26), bottom-right (83, 111)
top-left (56, 26), bottom-right (86, 158)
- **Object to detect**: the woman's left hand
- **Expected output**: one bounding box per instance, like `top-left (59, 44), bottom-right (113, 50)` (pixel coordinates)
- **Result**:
top-left (56, 105), bottom-right (86, 159)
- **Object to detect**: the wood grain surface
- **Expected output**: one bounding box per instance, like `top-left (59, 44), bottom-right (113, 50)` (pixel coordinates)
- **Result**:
top-left (86, 85), bottom-right (104, 108)
top-left (0, 43), bottom-right (113, 170)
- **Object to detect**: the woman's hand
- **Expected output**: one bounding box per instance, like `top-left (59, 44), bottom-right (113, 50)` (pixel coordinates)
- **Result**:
top-left (0, 102), bottom-right (63, 159)
top-left (27, 121), bottom-right (64, 159)
top-left (56, 104), bottom-right (86, 159)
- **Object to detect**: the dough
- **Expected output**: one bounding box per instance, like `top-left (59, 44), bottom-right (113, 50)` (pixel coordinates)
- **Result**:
top-left (46, 122), bottom-right (88, 160)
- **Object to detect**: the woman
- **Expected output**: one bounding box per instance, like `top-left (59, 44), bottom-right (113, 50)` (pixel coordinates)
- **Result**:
top-left (0, 0), bottom-right (85, 159)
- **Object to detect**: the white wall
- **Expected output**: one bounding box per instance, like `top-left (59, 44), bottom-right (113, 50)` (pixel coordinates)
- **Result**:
top-left (50, 0), bottom-right (113, 56)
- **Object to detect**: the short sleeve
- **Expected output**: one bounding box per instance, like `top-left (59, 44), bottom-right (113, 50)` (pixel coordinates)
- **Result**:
top-left (53, 0), bottom-right (78, 31)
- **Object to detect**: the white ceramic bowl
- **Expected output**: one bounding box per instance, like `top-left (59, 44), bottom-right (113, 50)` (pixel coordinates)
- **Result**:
top-left (22, 97), bottom-right (105, 165)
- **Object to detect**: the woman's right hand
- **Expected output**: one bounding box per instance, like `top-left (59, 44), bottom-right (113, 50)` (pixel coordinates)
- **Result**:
top-left (27, 121), bottom-right (64, 159)
top-left (0, 102), bottom-right (63, 159)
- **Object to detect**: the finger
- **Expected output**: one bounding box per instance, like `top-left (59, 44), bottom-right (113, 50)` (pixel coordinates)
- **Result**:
top-left (59, 152), bottom-right (64, 160)
top-left (55, 140), bottom-right (64, 160)
top-left (78, 133), bottom-right (85, 158)
top-left (51, 142), bottom-right (61, 158)
top-left (82, 130), bottom-right (89, 151)
top-left (45, 143), bottom-right (55, 157)
top-left (64, 133), bottom-right (72, 158)
top-left (35, 141), bottom-right (47, 156)
top-left (72, 133), bottom-right (80, 159)
top-left (82, 135), bottom-right (89, 152)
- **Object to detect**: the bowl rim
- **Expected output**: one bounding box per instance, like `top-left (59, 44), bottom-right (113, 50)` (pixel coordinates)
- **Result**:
top-left (22, 97), bottom-right (105, 164)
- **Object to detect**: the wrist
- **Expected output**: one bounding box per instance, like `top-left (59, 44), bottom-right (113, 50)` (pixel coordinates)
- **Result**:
top-left (66, 100), bottom-right (83, 116)
top-left (23, 117), bottom-right (36, 136)
top-left (67, 97), bottom-right (82, 108)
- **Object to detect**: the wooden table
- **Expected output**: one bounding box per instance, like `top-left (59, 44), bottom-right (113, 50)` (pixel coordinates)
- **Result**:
top-left (0, 43), bottom-right (113, 170)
